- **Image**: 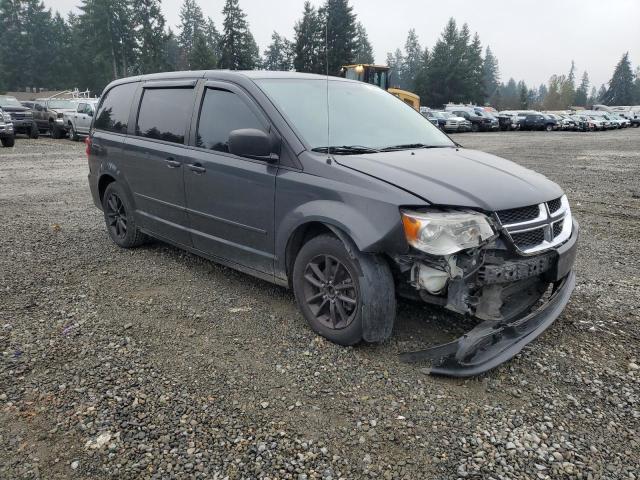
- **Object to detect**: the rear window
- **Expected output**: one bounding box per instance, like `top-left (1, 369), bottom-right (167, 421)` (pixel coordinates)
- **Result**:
top-left (136, 88), bottom-right (194, 144)
top-left (94, 82), bottom-right (138, 134)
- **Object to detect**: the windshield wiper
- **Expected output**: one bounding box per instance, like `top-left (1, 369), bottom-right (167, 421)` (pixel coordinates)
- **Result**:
top-left (380, 143), bottom-right (452, 151)
top-left (311, 145), bottom-right (381, 155)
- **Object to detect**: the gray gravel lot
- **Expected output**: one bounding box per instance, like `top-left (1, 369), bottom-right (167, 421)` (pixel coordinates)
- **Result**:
top-left (1, 130), bottom-right (639, 479)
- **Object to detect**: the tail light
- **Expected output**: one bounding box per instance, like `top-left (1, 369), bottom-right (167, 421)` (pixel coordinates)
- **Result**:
top-left (85, 136), bottom-right (92, 158)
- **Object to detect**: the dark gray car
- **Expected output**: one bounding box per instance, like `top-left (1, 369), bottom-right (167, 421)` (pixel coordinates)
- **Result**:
top-left (87, 71), bottom-right (578, 377)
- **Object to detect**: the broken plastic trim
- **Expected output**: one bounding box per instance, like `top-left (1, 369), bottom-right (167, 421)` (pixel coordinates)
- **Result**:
top-left (399, 270), bottom-right (576, 377)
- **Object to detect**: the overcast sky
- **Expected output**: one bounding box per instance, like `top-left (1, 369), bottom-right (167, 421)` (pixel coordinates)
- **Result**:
top-left (43, 0), bottom-right (638, 89)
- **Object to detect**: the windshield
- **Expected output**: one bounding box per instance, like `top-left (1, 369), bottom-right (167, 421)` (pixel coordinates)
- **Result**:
top-left (0, 95), bottom-right (23, 107)
top-left (48, 100), bottom-right (76, 109)
top-left (255, 79), bottom-right (454, 150)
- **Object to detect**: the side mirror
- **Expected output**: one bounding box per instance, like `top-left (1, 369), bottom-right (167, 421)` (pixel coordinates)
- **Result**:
top-left (228, 128), bottom-right (277, 162)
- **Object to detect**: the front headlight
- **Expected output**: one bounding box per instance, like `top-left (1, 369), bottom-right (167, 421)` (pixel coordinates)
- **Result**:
top-left (401, 209), bottom-right (495, 255)
top-left (2, 112), bottom-right (10, 122)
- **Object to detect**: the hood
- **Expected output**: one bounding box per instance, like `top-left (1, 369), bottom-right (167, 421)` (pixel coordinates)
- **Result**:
top-left (0, 105), bottom-right (30, 113)
top-left (335, 147), bottom-right (563, 211)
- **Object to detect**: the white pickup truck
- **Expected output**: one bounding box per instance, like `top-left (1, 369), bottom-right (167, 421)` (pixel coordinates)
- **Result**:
top-left (63, 99), bottom-right (99, 140)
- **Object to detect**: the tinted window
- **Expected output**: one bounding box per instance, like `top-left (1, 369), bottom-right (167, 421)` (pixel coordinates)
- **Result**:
top-left (94, 82), bottom-right (138, 133)
top-left (196, 88), bottom-right (265, 152)
top-left (136, 88), bottom-right (193, 144)
top-left (77, 103), bottom-right (86, 113)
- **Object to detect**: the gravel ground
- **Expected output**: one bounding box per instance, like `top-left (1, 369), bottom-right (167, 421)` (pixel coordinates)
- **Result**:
top-left (1, 130), bottom-right (638, 479)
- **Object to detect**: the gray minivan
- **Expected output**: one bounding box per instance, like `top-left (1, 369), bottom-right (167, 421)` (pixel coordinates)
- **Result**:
top-left (87, 71), bottom-right (578, 376)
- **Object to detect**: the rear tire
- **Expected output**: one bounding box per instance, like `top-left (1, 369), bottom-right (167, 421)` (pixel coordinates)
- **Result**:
top-left (102, 182), bottom-right (148, 248)
top-left (1, 136), bottom-right (15, 147)
top-left (471, 123), bottom-right (479, 133)
top-left (545, 124), bottom-right (553, 132)
top-left (292, 234), bottom-right (396, 346)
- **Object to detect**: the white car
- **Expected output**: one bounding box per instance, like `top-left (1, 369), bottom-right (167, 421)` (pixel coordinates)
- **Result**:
top-left (64, 99), bottom-right (99, 141)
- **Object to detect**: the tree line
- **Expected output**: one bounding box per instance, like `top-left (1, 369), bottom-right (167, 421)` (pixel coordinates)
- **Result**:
top-left (1, 0), bottom-right (639, 109)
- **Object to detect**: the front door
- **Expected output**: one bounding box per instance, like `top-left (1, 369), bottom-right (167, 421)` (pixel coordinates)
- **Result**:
top-left (183, 83), bottom-right (277, 274)
top-left (120, 84), bottom-right (197, 247)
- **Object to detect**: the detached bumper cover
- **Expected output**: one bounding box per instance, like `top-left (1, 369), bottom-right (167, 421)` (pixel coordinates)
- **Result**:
top-left (400, 221), bottom-right (579, 377)
top-left (400, 270), bottom-right (575, 376)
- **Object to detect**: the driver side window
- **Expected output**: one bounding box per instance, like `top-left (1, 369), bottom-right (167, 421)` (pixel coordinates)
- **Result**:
top-left (196, 88), bottom-right (266, 153)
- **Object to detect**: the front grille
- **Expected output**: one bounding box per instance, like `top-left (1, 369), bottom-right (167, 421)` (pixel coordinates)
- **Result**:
top-left (547, 197), bottom-right (562, 214)
top-left (496, 205), bottom-right (539, 224)
top-left (552, 220), bottom-right (564, 237)
top-left (11, 112), bottom-right (25, 119)
top-left (510, 228), bottom-right (545, 249)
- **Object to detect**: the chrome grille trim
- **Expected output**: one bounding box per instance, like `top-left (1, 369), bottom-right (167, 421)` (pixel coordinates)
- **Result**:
top-left (497, 195), bottom-right (572, 254)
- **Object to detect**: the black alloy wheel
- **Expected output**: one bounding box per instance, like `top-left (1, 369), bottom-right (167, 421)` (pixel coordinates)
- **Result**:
top-left (302, 254), bottom-right (359, 330)
top-left (105, 191), bottom-right (128, 241)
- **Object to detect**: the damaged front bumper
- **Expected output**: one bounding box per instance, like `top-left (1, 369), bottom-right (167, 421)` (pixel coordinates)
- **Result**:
top-left (399, 220), bottom-right (579, 377)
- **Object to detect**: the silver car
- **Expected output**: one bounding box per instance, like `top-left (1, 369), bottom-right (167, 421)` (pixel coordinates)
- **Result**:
top-left (64, 100), bottom-right (99, 141)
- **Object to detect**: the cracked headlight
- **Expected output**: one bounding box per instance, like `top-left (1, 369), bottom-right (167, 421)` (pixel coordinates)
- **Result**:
top-left (401, 209), bottom-right (495, 255)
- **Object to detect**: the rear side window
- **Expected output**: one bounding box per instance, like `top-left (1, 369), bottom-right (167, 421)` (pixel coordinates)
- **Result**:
top-left (136, 88), bottom-right (194, 144)
top-left (94, 82), bottom-right (138, 134)
top-left (196, 88), bottom-right (265, 153)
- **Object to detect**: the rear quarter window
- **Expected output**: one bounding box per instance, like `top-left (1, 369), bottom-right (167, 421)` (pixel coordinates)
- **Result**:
top-left (94, 82), bottom-right (138, 134)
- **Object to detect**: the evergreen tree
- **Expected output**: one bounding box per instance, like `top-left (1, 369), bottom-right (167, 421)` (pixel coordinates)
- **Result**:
top-left (518, 81), bottom-right (528, 109)
top-left (482, 46), bottom-right (500, 103)
top-left (48, 11), bottom-right (73, 88)
top-left (354, 21), bottom-right (374, 64)
top-left (544, 75), bottom-right (563, 110)
top-left (587, 86), bottom-right (598, 106)
top-left (263, 31), bottom-right (294, 71)
top-left (634, 67), bottom-right (640, 103)
top-left (189, 32), bottom-right (217, 70)
top-left (387, 49), bottom-right (405, 89)
top-left (321, 0), bottom-right (357, 75)
top-left (402, 29), bottom-right (422, 91)
top-left (597, 84), bottom-right (607, 102)
top-left (76, 0), bottom-right (137, 92)
top-left (204, 17), bottom-right (222, 61)
top-left (574, 71), bottom-right (590, 107)
top-left (559, 60), bottom-right (576, 108)
top-left (178, 0), bottom-right (205, 69)
top-left (424, 18), bottom-right (468, 107)
top-left (163, 28), bottom-right (181, 71)
top-left (133, 0), bottom-right (166, 74)
top-left (413, 47), bottom-right (430, 103)
top-left (465, 32), bottom-right (484, 104)
top-left (603, 52), bottom-right (635, 105)
top-left (537, 84), bottom-right (548, 107)
top-left (293, 1), bottom-right (324, 73)
top-left (219, 0), bottom-right (259, 70)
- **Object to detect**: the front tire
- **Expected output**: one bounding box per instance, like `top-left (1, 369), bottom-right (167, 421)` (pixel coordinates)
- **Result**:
top-left (29, 123), bottom-right (39, 139)
top-left (69, 123), bottom-right (79, 141)
top-left (50, 122), bottom-right (63, 139)
top-left (292, 234), bottom-right (396, 346)
top-left (102, 182), bottom-right (148, 248)
top-left (1, 136), bottom-right (15, 147)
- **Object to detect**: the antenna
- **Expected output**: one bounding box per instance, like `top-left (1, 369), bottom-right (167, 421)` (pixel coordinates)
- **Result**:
top-left (325, 15), bottom-right (331, 162)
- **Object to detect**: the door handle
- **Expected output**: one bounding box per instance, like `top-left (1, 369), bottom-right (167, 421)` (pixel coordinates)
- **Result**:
top-left (165, 158), bottom-right (181, 168)
top-left (188, 163), bottom-right (206, 174)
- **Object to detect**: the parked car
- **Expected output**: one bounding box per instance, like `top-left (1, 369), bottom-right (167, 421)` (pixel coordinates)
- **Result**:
top-left (556, 114), bottom-right (577, 131)
top-left (64, 99), bottom-right (99, 140)
top-left (87, 71), bottom-right (579, 377)
top-left (0, 107), bottom-right (16, 147)
top-left (445, 106), bottom-right (492, 132)
top-left (421, 110), bottom-right (441, 128)
top-left (518, 113), bottom-right (557, 131)
top-left (572, 114), bottom-right (596, 131)
top-left (441, 111), bottom-right (472, 132)
top-left (30, 97), bottom-right (79, 138)
top-left (496, 112), bottom-right (519, 131)
top-left (474, 109), bottom-right (500, 130)
top-left (0, 95), bottom-right (38, 138)
top-left (586, 115), bottom-right (608, 131)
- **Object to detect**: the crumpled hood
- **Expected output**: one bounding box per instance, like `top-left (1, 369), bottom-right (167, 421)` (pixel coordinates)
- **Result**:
top-left (335, 147), bottom-right (563, 211)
